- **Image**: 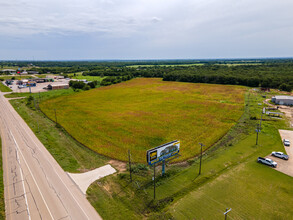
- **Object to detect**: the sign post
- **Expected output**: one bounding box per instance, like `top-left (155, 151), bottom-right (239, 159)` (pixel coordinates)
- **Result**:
top-left (199, 143), bottom-right (205, 175)
top-left (147, 140), bottom-right (180, 198)
top-left (162, 160), bottom-right (165, 175)
top-left (153, 164), bottom-right (156, 200)
top-left (224, 208), bottom-right (231, 220)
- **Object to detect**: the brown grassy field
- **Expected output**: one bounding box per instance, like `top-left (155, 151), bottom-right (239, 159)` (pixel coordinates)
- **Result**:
top-left (39, 78), bottom-right (245, 162)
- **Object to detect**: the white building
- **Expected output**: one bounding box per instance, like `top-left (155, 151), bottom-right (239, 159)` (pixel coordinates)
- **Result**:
top-left (271, 95), bottom-right (293, 106)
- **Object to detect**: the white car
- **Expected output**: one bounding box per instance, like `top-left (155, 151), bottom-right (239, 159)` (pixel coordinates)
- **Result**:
top-left (271, 152), bottom-right (289, 160)
top-left (257, 157), bottom-right (277, 168)
top-left (283, 139), bottom-right (290, 147)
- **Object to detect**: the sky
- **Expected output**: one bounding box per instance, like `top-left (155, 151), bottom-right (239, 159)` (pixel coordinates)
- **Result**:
top-left (0, 0), bottom-right (292, 60)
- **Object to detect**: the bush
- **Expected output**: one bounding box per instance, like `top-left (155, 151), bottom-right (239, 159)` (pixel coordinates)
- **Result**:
top-left (26, 96), bottom-right (34, 108)
top-left (128, 163), bottom-right (149, 173)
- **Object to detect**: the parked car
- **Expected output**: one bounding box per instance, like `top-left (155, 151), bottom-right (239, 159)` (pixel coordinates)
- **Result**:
top-left (283, 139), bottom-right (290, 147)
top-left (271, 151), bottom-right (289, 160)
top-left (257, 157), bottom-right (277, 168)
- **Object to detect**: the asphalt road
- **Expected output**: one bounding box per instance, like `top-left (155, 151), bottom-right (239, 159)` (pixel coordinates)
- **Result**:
top-left (0, 92), bottom-right (102, 220)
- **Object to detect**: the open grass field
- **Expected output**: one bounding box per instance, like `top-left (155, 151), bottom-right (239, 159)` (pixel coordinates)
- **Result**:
top-left (86, 91), bottom-right (293, 219)
top-left (39, 78), bottom-right (245, 162)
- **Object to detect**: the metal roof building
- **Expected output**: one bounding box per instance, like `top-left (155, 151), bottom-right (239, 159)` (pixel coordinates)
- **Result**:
top-left (271, 95), bottom-right (293, 106)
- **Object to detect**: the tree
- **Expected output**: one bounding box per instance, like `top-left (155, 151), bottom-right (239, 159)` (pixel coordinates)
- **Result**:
top-left (279, 83), bottom-right (292, 92)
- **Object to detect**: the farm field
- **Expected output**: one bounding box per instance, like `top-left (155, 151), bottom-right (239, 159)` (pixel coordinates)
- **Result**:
top-left (40, 78), bottom-right (245, 162)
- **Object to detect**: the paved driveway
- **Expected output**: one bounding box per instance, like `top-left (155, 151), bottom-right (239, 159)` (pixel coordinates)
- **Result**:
top-left (266, 130), bottom-right (293, 177)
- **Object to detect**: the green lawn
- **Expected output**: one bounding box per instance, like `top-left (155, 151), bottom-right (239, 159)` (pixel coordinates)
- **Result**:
top-left (0, 82), bottom-right (12, 92)
top-left (39, 78), bottom-right (245, 162)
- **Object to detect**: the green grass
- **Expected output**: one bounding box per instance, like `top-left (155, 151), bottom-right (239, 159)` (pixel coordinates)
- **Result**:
top-left (0, 136), bottom-right (5, 219)
top-left (86, 90), bottom-right (293, 219)
top-left (9, 89), bottom-right (108, 172)
top-left (5, 88), bottom-right (75, 99)
top-left (39, 78), bottom-right (245, 162)
top-left (70, 75), bottom-right (105, 82)
top-left (0, 82), bottom-right (12, 92)
top-left (0, 75), bottom-right (34, 81)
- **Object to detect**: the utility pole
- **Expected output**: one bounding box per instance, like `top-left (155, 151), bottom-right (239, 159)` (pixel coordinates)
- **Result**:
top-left (256, 124), bottom-right (260, 145)
top-left (224, 208), bottom-right (231, 220)
top-left (128, 149), bottom-right (132, 182)
top-left (199, 143), bottom-right (205, 175)
top-left (54, 109), bottom-right (57, 124)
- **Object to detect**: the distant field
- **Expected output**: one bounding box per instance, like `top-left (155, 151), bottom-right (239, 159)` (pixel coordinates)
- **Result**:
top-left (40, 78), bottom-right (245, 162)
top-left (127, 63), bottom-right (204, 68)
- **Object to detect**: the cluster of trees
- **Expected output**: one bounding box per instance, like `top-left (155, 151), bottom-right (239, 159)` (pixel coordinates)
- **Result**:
top-left (100, 75), bottom-right (134, 86)
top-left (69, 80), bottom-right (99, 91)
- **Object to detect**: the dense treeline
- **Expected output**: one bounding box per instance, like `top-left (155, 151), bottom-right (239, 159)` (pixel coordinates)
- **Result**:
top-left (1, 58), bottom-right (293, 68)
top-left (1, 59), bottom-right (293, 91)
top-left (162, 65), bottom-right (293, 91)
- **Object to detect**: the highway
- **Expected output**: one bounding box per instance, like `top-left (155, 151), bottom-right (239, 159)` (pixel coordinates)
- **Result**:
top-left (0, 92), bottom-right (102, 220)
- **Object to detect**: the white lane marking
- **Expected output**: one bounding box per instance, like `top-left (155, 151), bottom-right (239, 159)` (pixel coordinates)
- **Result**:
top-left (9, 130), bottom-right (55, 220)
top-left (14, 133), bottom-right (32, 220)
top-left (3, 94), bottom-right (92, 219)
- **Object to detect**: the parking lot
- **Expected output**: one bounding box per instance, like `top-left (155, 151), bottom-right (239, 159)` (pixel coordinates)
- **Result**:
top-left (266, 130), bottom-right (293, 176)
top-left (5, 78), bottom-right (70, 93)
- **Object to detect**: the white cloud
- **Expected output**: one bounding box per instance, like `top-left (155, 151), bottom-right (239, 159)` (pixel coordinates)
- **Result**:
top-left (0, 0), bottom-right (293, 59)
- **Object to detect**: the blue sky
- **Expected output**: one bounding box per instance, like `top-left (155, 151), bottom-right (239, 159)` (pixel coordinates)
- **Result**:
top-left (0, 0), bottom-right (292, 60)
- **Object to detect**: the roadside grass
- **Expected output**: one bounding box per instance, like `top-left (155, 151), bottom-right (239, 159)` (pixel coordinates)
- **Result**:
top-left (39, 78), bottom-right (246, 162)
top-left (86, 90), bottom-right (293, 219)
top-left (0, 82), bottom-right (12, 92)
top-left (0, 136), bottom-right (5, 219)
top-left (5, 88), bottom-right (75, 99)
top-left (9, 89), bottom-right (108, 172)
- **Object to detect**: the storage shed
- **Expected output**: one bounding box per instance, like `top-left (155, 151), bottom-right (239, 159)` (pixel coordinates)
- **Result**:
top-left (47, 84), bottom-right (69, 90)
top-left (271, 95), bottom-right (293, 106)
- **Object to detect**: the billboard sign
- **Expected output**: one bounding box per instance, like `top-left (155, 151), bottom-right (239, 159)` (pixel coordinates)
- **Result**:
top-left (146, 140), bottom-right (180, 165)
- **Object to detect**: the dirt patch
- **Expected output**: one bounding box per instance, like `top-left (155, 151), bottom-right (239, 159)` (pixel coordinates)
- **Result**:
top-left (108, 159), bottom-right (127, 172)
top-left (278, 106), bottom-right (293, 128)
